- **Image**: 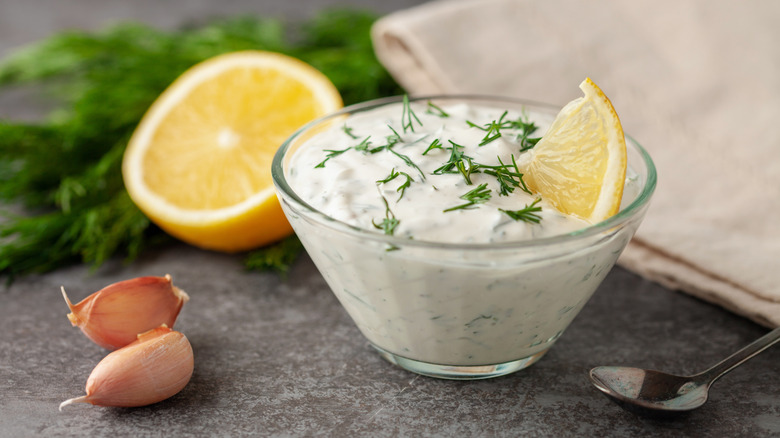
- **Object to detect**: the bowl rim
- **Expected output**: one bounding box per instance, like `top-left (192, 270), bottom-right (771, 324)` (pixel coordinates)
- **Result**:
top-left (272, 94), bottom-right (657, 251)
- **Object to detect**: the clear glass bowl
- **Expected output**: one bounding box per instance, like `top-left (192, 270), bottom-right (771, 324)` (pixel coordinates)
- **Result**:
top-left (272, 95), bottom-right (657, 380)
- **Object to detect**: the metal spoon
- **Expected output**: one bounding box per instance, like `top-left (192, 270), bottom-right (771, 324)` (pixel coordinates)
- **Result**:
top-left (589, 326), bottom-right (780, 414)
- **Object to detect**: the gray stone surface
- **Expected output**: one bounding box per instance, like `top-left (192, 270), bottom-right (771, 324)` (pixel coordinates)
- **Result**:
top-left (1, 1), bottom-right (779, 437)
top-left (2, 244), bottom-right (779, 437)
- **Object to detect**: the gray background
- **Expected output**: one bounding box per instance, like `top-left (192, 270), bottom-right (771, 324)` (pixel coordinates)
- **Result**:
top-left (1, 1), bottom-right (778, 437)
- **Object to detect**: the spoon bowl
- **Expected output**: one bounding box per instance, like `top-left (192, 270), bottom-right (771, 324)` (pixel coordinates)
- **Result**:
top-left (589, 326), bottom-right (780, 414)
top-left (590, 367), bottom-right (710, 412)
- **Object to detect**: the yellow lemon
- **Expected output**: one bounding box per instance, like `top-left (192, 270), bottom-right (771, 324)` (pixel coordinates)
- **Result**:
top-left (122, 51), bottom-right (342, 252)
top-left (524, 78), bottom-right (627, 223)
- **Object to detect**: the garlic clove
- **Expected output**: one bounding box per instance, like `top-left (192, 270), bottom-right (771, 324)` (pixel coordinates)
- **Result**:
top-left (62, 274), bottom-right (189, 350)
top-left (60, 325), bottom-right (194, 409)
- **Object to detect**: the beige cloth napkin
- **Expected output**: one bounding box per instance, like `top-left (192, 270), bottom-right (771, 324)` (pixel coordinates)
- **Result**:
top-left (372, 0), bottom-right (780, 328)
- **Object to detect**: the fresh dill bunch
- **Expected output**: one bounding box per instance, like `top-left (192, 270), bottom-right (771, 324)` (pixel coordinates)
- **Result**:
top-left (244, 234), bottom-right (305, 278)
top-left (0, 10), bottom-right (403, 278)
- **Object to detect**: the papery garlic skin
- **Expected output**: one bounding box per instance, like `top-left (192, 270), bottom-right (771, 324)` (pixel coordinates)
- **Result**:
top-left (62, 274), bottom-right (189, 350)
top-left (60, 325), bottom-right (194, 409)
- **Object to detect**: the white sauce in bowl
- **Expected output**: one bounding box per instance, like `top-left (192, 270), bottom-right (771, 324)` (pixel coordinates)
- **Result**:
top-left (277, 98), bottom-right (647, 372)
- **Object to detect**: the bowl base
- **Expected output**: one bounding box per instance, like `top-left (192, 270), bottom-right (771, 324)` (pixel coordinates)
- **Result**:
top-left (370, 344), bottom-right (549, 380)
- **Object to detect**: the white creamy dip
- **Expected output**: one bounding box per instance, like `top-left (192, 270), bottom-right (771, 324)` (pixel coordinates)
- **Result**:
top-left (288, 101), bottom-right (591, 244)
top-left (278, 98), bottom-right (645, 374)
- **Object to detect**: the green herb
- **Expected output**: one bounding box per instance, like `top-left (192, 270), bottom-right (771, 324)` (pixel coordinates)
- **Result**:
top-left (433, 140), bottom-right (471, 175)
top-left (341, 124), bottom-right (359, 139)
top-left (444, 183), bottom-right (492, 212)
top-left (500, 198), bottom-right (543, 223)
top-left (467, 111), bottom-right (509, 146)
top-left (383, 125), bottom-right (425, 180)
top-left (480, 155), bottom-right (532, 196)
top-left (244, 234), bottom-right (305, 278)
top-left (353, 136), bottom-right (373, 152)
top-left (372, 195), bottom-right (400, 235)
top-left (385, 125), bottom-right (402, 145)
top-left (401, 94), bottom-right (422, 133)
top-left (456, 157), bottom-right (480, 185)
top-left (422, 138), bottom-right (444, 155)
top-left (315, 147), bottom-right (351, 168)
top-left (467, 111), bottom-right (541, 150)
top-left (0, 9), bottom-right (402, 278)
top-left (388, 147), bottom-right (425, 181)
top-left (376, 168), bottom-right (414, 201)
top-left (432, 140), bottom-right (480, 185)
top-left (425, 101), bottom-right (449, 118)
top-left (512, 116), bottom-right (541, 152)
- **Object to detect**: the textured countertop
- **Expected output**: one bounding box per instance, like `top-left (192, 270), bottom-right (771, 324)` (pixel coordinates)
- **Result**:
top-left (1, 1), bottom-right (778, 437)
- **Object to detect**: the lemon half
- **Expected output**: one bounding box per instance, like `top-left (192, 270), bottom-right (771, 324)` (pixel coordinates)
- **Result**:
top-left (122, 51), bottom-right (342, 251)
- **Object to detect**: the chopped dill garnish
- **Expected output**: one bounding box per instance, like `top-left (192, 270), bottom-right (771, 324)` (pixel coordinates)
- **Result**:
top-left (388, 147), bottom-right (425, 181)
top-left (432, 140), bottom-right (480, 185)
top-left (401, 94), bottom-right (423, 133)
top-left (433, 140), bottom-right (470, 174)
top-left (315, 147), bottom-right (351, 168)
top-left (467, 111), bottom-right (541, 150)
top-left (342, 124), bottom-right (359, 139)
top-left (372, 195), bottom-right (400, 235)
top-left (456, 157), bottom-right (480, 185)
top-left (511, 116), bottom-right (541, 151)
top-left (376, 168), bottom-right (414, 201)
top-left (381, 125), bottom-right (425, 180)
top-left (500, 198), bottom-right (543, 223)
top-left (467, 110), bottom-right (509, 146)
top-left (422, 138), bottom-right (444, 155)
top-left (386, 125), bottom-right (402, 146)
top-left (376, 168), bottom-right (401, 184)
top-left (444, 183), bottom-right (492, 212)
top-left (354, 136), bottom-right (373, 152)
top-left (480, 154), bottom-right (532, 196)
top-left (425, 101), bottom-right (449, 118)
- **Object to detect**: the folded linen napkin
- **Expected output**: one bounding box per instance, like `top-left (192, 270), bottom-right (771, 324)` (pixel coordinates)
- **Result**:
top-left (372, 0), bottom-right (780, 327)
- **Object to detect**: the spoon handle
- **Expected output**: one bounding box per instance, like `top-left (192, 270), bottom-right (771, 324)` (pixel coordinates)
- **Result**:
top-left (698, 326), bottom-right (780, 384)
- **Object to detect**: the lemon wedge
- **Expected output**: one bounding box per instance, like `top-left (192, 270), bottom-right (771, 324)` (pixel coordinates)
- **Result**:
top-left (524, 78), bottom-right (627, 223)
top-left (122, 51), bottom-right (342, 252)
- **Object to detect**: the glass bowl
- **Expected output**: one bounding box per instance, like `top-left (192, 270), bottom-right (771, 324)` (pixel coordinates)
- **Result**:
top-left (272, 95), bottom-right (656, 380)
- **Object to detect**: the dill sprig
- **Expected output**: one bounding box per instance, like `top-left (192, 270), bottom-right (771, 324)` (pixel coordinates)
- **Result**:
top-left (315, 147), bottom-right (351, 168)
top-left (433, 140), bottom-right (471, 174)
top-left (341, 124), bottom-right (359, 139)
top-left (353, 136), bottom-right (373, 152)
top-left (372, 195), bottom-right (400, 235)
top-left (376, 168), bottom-right (414, 201)
top-left (0, 9), bottom-right (403, 278)
top-left (425, 101), bottom-right (449, 118)
top-left (444, 183), bottom-right (492, 212)
top-left (480, 155), bottom-right (532, 196)
top-left (422, 138), bottom-right (444, 155)
top-left (467, 111), bottom-right (541, 150)
top-left (500, 198), bottom-right (543, 224)
top-left (388, 147), bottom-right (425, 181)
top-left (401, 94), bottom-right (422, 133)
top-left (383, 125), bottom-right (425, 180)
top-left (467, 110), bottom-right (509, 146)
top-left (432, 140), bottom-right (480, 185)
top-left (512, 117), bottom-right (541, 152)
